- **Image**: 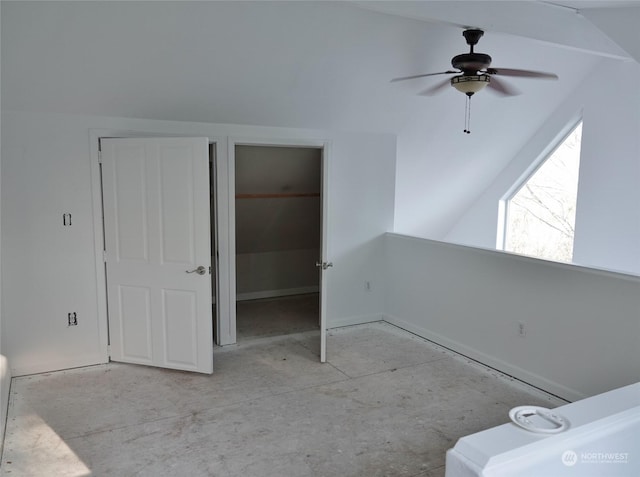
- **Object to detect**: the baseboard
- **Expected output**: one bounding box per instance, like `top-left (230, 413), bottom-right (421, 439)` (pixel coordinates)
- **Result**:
top-left (383, 314), bottom-right (585, 402)
top-left (328, 313), bottom-right (384, 329)
top-left (236, 286), bottom-right (319, 302)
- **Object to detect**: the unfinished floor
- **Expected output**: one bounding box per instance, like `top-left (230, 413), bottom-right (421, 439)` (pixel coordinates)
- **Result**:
top-left (236, 293), bottom-right (319, 341)
top-left (0, 322), bottom-right (563, 477)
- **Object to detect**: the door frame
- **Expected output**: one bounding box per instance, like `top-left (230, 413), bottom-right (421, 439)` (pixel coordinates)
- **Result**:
top-left (89, 129), bottom-right (227, 360)
top-left (90, 130), bottom-right (331, 359)
top-left (227, 137), bottom-right (331, 361)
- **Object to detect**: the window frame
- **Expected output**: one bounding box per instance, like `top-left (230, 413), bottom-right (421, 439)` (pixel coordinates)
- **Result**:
top-left (497, 116), bottom-right (584, 254)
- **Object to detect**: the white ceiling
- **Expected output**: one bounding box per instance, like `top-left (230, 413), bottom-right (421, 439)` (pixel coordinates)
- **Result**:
top-left (3, 0), bottom-right (624, 131)
top-left (1, 1), bottom-right (637, 237)
top-left (547, 1), bottom-right (638, 9)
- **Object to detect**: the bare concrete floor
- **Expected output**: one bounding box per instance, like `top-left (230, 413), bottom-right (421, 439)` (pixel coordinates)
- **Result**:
top-left (0, 322), bottom-right (564, 477)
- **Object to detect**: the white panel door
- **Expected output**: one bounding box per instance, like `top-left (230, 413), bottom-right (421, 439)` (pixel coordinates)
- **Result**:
top-left (102, 137), bottom-right (213, 374)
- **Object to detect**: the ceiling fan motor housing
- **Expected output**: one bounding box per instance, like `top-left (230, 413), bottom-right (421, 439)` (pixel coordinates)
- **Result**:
top-left (452, 53), bottom-right (492, 74)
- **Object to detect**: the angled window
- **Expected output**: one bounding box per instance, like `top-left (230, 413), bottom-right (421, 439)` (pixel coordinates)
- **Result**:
top-left (500, 121), bottom-right (582, 263)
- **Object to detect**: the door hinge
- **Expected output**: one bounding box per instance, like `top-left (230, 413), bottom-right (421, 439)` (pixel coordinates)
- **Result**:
top-left (98, 150), bottom-right (103, 163)
top-left (103, 250), bottom-right (107, 263)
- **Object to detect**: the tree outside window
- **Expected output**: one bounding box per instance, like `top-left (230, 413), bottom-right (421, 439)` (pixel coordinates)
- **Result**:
top-left (503, 121), bottom-right (582, 263)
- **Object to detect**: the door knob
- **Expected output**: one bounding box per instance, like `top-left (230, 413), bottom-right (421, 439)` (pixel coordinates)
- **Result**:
top-left (186, 266), bottom-right (206, 275)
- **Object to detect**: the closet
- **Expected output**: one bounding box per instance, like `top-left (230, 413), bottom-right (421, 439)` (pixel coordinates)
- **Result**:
top-left (235, 145), bottom-right (322, 340)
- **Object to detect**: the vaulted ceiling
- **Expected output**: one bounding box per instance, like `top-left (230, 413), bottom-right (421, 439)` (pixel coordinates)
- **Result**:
top-left (2, 1), bottom-right (638, 236)
top-left (5, 1), bottom-right (637, 131)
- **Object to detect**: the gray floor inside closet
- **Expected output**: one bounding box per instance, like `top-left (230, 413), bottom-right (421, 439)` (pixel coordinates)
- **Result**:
top-left (236, 293), bottom-right (319, 341)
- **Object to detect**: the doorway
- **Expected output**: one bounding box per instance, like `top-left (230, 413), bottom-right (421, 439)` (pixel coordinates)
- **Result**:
top-left (234, 145), bottom-right (322, 342)
top-left (91, 132), bottom-right (330, 364)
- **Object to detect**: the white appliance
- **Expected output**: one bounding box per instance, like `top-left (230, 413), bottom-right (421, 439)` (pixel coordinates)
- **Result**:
top-left (446, 382), bottom-right (639, 477)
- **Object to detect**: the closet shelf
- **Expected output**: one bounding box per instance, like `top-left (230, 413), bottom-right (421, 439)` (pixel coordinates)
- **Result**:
top-left (235, 192), bottom-right (320, 199)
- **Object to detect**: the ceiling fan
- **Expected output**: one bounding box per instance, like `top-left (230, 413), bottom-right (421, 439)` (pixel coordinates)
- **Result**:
top-left (391, 29), bottom-right (558, 133)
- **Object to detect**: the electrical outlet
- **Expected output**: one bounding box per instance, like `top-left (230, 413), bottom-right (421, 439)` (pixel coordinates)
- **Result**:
top-left (68, 312), bottom-right (78, 326)
top-left (365, 281), bottom-right (372, 292)
top-left (518, 321), bottom-right (526, 337)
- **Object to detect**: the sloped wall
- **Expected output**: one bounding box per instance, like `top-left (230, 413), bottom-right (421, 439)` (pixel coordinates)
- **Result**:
top-left (445, 59), bottom-right (640, 277)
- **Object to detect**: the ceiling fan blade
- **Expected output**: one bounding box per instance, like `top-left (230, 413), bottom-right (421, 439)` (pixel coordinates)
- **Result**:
top-left (390, 70), bottom-right (458, 83)
top-left (487, 77), bottom-right (520, 97)
top-left (418, 78), bottom-right (451, 96)
top-left (485, 67), bottom-right (558, 80)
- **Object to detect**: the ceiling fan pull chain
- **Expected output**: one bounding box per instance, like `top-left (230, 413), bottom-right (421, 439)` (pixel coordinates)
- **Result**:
top-left (464, 94), bottom-right (472, 134)
top-left (463, 95), bottom-right (468, 133)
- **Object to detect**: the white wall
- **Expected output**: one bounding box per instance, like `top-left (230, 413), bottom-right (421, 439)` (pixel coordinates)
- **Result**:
top-left (0, 110), bottom-right (396, 376)
top-left (384, 233), bottom-right (640, 402)
top-left (325, 137), bottom-right (396, 327)
top-left (236, 249), bottom-right (319, 300)
top-left (445, 58), bottom-right (640, 277)
top-left (572, 59), bottom-right (640, 275)
top-left (0, 5), bottom-right (9, 452)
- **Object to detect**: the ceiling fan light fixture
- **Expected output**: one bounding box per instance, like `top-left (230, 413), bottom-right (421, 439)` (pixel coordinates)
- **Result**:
top-left (451, 74), bottom-right (490, 96)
